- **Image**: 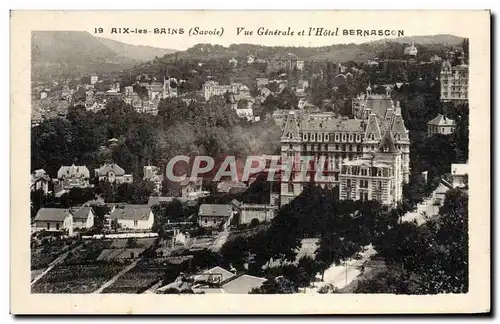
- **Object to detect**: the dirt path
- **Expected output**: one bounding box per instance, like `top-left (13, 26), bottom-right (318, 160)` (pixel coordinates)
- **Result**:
top-left (30, 244), bottom-right (80, 286)
top-left (93, 259), bottom-right (139, 294)
top-left (211, 230), bottom-right (229, 252)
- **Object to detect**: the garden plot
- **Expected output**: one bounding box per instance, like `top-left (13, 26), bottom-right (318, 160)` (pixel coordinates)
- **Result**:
top-left (102, 259), bottom-right (166, 293)
top-left (31, 263), bottom-right (127, 293)
top-left (110, 238), bottom-right (157, 249)
top-left (62, 240), bottom-right (112, 265)
top-left (97, 248), bottom-right (146, 261)
top-left (31, 240), bottom-right (77, 270)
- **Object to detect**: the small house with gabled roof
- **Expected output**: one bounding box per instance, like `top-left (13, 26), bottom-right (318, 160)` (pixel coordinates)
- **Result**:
top-left (95, 163), bottom-right (133, 184)
top-left (109, 204), bottom-right (154, 231)
top-left (427, 114), bottom-right (456, 136)
top-left (198, 204), bottom-right (233, 228)
top-left (33, 208), bottom-right (74, 236)
top-left (71, 206), bottom-right (95, 229)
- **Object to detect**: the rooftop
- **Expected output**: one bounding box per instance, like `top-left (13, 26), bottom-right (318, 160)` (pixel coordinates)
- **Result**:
top-left (34, 208), bottom-right (70, 222)
top-left (428, 114), bottom-right (456, 126)
top-left (96, 163), bottom-right (126, 177)
top-left (72, 206), bottom-right (93, 221)
top-left (147, 196), bottom-right (175, 207)
top-left (221, 274), bottom-right (267, 294)
top-left (110, 205), bottom-right (152, 221)
top-left (198, 204), bottom-right (233, 217)
top-left (300, 117), bottom-right (364, 133)
top-left (193, 266), bottom-right (236, 284)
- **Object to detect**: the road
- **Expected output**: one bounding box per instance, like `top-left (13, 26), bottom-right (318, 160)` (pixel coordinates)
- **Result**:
top-left (308, 182), bottom-right (449, 293)
top-left (401, 182), bottom-right (448, 224)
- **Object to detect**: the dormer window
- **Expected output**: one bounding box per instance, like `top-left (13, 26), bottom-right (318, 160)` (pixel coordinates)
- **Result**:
top-left (311, 133), bottom-right (316, 141)
top-left (325, 134), bottom-right (329, 141)
top-left (318, 134), bottom-right (323, 142)
top-left (370, 134), bottom-right (375, 140)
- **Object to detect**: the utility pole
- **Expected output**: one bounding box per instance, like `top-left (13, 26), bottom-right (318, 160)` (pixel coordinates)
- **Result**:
top-left (345, 259), bottom-right (348, 287)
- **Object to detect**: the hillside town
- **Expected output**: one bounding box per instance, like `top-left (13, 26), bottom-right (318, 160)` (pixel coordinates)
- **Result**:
top-left (31, 36), bottom-right (470, 294)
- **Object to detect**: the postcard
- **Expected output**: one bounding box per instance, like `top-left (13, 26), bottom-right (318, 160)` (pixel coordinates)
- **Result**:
top-left (11, 10), bottom-right (490, 314)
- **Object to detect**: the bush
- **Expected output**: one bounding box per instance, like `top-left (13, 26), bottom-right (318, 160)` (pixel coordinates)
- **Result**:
top-left (126, 237), bottom-right (138, 248)
top-left (250, 218), bottom-right (260, 227)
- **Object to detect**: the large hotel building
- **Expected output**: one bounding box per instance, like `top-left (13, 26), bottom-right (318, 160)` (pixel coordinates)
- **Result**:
top-left (279, 85), bottom-right (410, 207)
top-left (440, 60), bottom-right (469, 103)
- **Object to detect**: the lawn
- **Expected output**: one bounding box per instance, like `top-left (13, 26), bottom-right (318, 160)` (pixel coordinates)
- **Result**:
top-left (101, 259), bottom-right (166, 293)
top-left (31, 263), bottom-right (127, 293)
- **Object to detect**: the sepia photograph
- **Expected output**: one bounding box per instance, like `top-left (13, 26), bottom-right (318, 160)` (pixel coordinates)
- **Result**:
top-left (11, 10), bottom-right (490, 314)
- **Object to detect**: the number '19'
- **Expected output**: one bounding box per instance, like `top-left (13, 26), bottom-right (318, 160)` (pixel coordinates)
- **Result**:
top-left (95, 28), bottom-right (103, 34)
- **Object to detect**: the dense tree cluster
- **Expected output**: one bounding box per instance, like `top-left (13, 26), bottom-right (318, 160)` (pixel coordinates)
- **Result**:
top-left (31, 97), bottom-right (281, 189)
top-left (356, 189), bottom-right (468, 294)
top-left (220, 184), bottom-right (400, 284)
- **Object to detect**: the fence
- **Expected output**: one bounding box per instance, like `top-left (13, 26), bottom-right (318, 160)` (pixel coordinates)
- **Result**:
top-left (82, 232), bottom-right (159, 240)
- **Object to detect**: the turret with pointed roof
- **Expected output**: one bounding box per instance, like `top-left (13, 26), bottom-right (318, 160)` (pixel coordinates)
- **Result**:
top-left (281, 110), bottom-right (301, 142)
top-left (364, 113), bottom-right (382, 143)
top-left (378, 130), bottom-right (397, 153)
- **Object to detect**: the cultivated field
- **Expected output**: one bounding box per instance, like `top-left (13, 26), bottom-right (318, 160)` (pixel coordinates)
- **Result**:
top-left (101, 259), bottom-right (166, 293)
top-left (31, 263), bottom-right (127, 293)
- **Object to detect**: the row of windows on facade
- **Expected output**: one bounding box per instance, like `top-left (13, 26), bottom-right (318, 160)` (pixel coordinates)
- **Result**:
top-left (286, 143), bottom-right (407, 153)
top-left (345, 179), bottom-right (384, 190)
top-left (429, 126), bottom-right (455, 133)
top-left (299, 132), bottom-right (364, 143)
top-left (286, 132), bottom-right (407, 143)
top-left (285, 172), bottom-right (339, 182)
top-left (441, 93), bottom-right (467, 98)
top-left (343, 192), bottom-right (382, 202)
top-left (441, 87), bottom-right (468, 92)
top-left (342, 166), bottom-right (393, 177)
top-left (441, 81), bottom-right (468, 86)
top-left (204, 218), bottom-right (221, 224)
top-left (282, 158), bottom-right (402, 175)
top-left (441, 72), bottom-right (468, 77)
top-left (301, 132), bottom-right (406, 143)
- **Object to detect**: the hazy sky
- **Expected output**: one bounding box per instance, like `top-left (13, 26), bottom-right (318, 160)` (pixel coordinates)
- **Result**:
top-left (18, 10), bottom-right (477, 51)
